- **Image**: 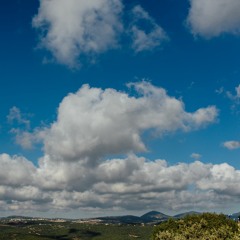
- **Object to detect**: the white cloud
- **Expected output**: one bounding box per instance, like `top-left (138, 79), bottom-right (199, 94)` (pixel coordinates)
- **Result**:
top-left (42, 82), bottom-right (217, 164)
top-left (1, 153), bottom-right (240, 213)
top-left (33, 0), bottom-right (123, 68)
top-left (190, 153), bottom-right (201, 160)
top-left (0, 146), bottom-right (238, 213)
top-left (197, 163), bottom-right (240, 196)
top-left (129, 5), bottom-right (168, 52)
top-left (227, 84), bottom-right (240, 102)
top-left (0, 154), bottom-right (36, 187)
top-left (187, 0), bottom-right (240, 38)
top-left (32, 1), bottom-right (170, 67)
top-left (7, 107), bottom-right (44, 150)
top-left (0, 186), bottom-right (49, 203)
top-left (7, 106), bottom-right (30, 129)
top-left (224, 84), bottom-right (240, 112)
top-left (215, 87), bottom-right (224, 95)
top-left (223, 141), bottom-right (240, 150)
top-left (10, 128), bottom-right (46, 150)
top-left (236, 85), bottom-right (240, 98)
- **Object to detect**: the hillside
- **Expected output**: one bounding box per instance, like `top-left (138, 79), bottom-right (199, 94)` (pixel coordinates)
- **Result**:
top-left (141, 211), bottom-right (170, 221)
top-left (174, 211), bottom-right (201, 219)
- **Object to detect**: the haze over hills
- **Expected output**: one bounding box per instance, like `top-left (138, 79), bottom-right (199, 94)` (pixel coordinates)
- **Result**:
top-left (96, 210), bottom-right (239, 224)
top-left (174, 211), bottom-right (201, 219)
top-left (1, 210), bottom-right (240, 224)
top-left (231, 212), bottom-right (240, 218)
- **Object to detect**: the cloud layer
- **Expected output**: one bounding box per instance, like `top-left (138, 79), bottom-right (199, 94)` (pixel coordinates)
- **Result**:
top-left (2, 82), bottom-right (235, 215)
top-left (1, 153), bottom-right (240, 214)
top-left (187, 0), bottom-right (240, 37)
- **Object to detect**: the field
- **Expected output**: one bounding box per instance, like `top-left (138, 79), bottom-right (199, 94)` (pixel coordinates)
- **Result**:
top-left (0, 221), bottom-right (154, 240)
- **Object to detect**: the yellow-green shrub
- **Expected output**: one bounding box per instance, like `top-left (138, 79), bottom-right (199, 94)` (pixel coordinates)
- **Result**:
top-left (152, 213), bottom-right (240, 240)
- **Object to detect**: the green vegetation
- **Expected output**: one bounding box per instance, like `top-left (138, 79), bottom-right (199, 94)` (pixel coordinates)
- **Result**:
top-left (2, 213), bottom-right (240, 240)
top-left (0, 221), bottom-right (153, 240)
top-left (152, 213), bottom-right (240, 240)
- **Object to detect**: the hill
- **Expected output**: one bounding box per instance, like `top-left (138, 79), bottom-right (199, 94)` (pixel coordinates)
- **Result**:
top-left (174, 211), bottom-right (201, 219)
top-left (141, 211), bottom-right (170, 221)
top-left (97, 215), bottom-right (143, 224)
top-left (97, 211), bottom-right (171, 224)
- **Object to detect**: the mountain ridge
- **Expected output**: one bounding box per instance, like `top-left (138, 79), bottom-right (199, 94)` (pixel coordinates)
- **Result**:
top-left (1, 210), bottom-right (239, 224)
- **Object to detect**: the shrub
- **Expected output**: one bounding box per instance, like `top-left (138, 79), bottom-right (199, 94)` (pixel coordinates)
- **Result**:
top-left (152, 213), bottom-right (240, 240)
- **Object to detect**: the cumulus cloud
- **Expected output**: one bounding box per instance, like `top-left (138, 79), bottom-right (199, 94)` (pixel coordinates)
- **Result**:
top-left (223, 141), bottom-right (240, 150)
top-left (33, 0), bottom-right (123, 68)
top-left (0, 153), bottom-right (240, 213)
top-left (42, 82), bottom-right (217, 164)
top-left (197, 163), bottom-right (240, 195)
top-left (0, 154), bottom-right (36, 187)
top-left (190, 153), bottom-right (201, 160)
top-left (32, 1), bottom-right (170, 67)
top-left (0, 82), bottom-right (230, 214)
top-left (129, 5), bottom-right (168, 52)
top-left (187, 0), bottom-right (240, 38)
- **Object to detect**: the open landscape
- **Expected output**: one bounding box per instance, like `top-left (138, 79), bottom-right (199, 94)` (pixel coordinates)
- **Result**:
top-left (0, 211), bottom-right (239, 240)
top-left (0, 215), bottom-right (154, 240)
top-left (1, 1), bottom-right (240, 239)
top-left (0, 220), bottom-right (154, 240)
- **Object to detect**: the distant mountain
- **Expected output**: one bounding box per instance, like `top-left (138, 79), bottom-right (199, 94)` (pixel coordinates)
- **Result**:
top-left (141, 211), bottom-right (170, 221)
top-left (97, 211), bottom-right (171, 224)
top-left (231, 212), bottom-right (240, 217)
top-left (4, 216), bottom-right (34, 219)
top-left (3, 210), bottom-right (239, 225)
top-left (229, 212), bottom-right (240, 220)
top-left (97, 215), bottom-right (142, 224)
top-left (174, 211), bottom-right (201, 219)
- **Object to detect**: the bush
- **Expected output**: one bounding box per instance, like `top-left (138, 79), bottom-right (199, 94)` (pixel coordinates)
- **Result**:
top-left (152, 213), bottom-right (240, 240)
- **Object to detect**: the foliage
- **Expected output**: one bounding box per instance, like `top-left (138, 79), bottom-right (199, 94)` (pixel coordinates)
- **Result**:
top-left (152, 213), bottom-right (240, 240)
top-left (0, 220), bottom-right (153, 240)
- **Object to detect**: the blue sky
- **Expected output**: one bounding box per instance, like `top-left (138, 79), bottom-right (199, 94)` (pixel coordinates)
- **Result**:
top-left (1, 0), bottom-right (240, 218)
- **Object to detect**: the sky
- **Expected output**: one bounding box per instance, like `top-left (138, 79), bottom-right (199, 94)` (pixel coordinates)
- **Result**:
top-left (1, 0), bottom-right (240, 218)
